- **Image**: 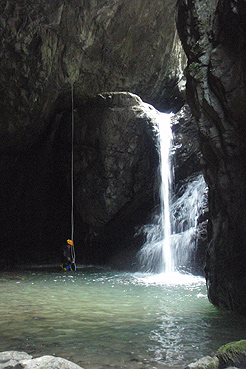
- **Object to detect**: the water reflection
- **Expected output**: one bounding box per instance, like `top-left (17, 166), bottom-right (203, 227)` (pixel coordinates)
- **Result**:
top-left (1, 268), bottom-right (246, 369)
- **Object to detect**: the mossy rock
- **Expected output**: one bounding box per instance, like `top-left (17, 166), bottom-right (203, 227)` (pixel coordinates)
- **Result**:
top-left (216, 340), bottom-right (246, 368)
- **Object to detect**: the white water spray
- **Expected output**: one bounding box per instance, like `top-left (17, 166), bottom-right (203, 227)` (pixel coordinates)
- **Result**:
top-left (138, 111), bottom-right (207, 275)
top-left (158, 113), bottom-right (173, 273)
top-left (170, 174), bottom-right (207, 269)
top-left (137, 112), bottom-right (173, 273)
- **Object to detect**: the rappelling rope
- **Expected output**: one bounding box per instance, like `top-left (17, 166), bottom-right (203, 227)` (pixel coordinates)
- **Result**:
top-left (70, 82), bottom-right (76, 271)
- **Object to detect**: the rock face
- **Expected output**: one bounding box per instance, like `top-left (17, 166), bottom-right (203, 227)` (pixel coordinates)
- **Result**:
top-left (176, 1), bottom-right (246, 312)
top-left (0, 0), bottom-right (187, 267)
top-left (172, 105), bottom-right (207, 275)
top-left (172, 104), bottom-right (202, 189)
top-left (1, 91), bottom-right (160, 266)
top-left (67, 92), bottom-right (161, 267)
top-left (0, 0), bottom-right (185, 152)
top-left (73, 93), bottom-right (158, 229)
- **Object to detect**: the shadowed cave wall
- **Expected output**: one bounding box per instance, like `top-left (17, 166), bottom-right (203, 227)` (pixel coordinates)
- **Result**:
top-left (0, 0), bottom-right (193, 269)
top-left (0, 0), bottom-right (206, 278)
top-left (176, 0), bottom-right (246, 313)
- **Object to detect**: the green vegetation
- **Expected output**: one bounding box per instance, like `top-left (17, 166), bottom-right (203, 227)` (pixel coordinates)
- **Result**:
top-left (189, 62), bottom-right (200, 72)
top-left (216, 340), bottom-right (246, 367)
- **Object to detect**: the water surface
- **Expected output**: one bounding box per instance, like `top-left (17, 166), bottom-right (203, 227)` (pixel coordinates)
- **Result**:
top-left (1, 267), bottom-right (246, 369)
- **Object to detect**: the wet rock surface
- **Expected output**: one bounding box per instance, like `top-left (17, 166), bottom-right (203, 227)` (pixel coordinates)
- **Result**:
top-left (185, 340), bottom-right (246, 369)
top-left (0, 351), bottom-right (84, 369)
top-left (0, 0), bottom-right (185, 152)
top-left (176, 0), bottom-right (246, 313)
top-left (0, 0), bottom-right (188, 268)
top-left (1, 92), bottom-right (160, 267)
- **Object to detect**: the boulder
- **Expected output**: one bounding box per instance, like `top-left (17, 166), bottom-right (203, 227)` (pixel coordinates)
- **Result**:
top-left (216, 340), bottom-right (246, 369)
top-left (0, 351), bottom-right (32, 369)
top-left (185, 356), bottom-right (219, 369)
top-left (0, 352), bottom-right (83, 369)
top-left (185, 340), bottom-right (246, 369)
top-left (17, 355), bottom-right (84, 369)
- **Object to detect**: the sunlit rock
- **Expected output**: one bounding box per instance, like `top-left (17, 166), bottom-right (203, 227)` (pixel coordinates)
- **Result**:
top-left (19, 355), bottom-right (84, 369)
top-left (0, 352), bottom-right (84, 369)
top-left (0, 0), bottom-right (185, 152)
top-left (185, 355), bottom-right (219, 369)
top-left (0, 351), bottom-right (32, 368)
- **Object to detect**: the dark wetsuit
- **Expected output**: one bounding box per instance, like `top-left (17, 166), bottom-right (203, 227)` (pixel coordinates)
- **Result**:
top-left (62, 244), bottom-right (71, 270)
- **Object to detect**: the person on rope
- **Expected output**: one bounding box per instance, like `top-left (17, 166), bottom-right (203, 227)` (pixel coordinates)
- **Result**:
top-left (60, 84), bottom-right (76, 272)
top-left (61, 239), bottom-right (75, 271)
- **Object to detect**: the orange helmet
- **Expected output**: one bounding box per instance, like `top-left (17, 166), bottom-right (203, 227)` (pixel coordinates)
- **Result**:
top-left (67, 239), bottom-right (74, 246)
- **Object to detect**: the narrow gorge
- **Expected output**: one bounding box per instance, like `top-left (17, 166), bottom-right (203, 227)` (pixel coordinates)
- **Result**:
top-left (176, 0), bottom-right (246, 314)
top-left (1, 0), bottom-right (246, 316)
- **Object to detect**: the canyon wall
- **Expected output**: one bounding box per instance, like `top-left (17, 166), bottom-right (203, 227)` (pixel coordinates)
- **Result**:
top-left (0, 0), bottom-right (188, 267)
top-left (176, 0), bottom-right (246, 313)
top-left (0, 0), bottom-right (185, 152)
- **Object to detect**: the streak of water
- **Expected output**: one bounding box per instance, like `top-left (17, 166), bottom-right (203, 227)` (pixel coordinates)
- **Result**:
top-left (171, 174), bottom-right (207, 269)
top-left (137, 112), bottom-right (173, 273)
top-left (158, 113), bottom-right (173, 273)
top-left (137, 110), bottom-right (207, 274)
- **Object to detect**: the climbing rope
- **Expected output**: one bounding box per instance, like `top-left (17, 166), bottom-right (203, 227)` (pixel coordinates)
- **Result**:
top-left (70, 83), bottom-right (76, 271)
top-left (71, 82), bottom-right (74, 241)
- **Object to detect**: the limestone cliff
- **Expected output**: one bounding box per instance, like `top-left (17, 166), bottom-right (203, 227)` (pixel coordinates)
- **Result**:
top-left (1, 92), bottom-right (161, 266)
top-left (0, 0), bottom-right (185, 152)
top-left (1, 0), bottom-right (206, 273)
top-left (0, 0), bottom-right (187, 266)
top-left (176, 0), bottom-right (246, 313)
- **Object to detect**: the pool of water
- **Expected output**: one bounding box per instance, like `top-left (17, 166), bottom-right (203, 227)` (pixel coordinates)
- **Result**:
top-left (1, 266), bottom-right (246, 369)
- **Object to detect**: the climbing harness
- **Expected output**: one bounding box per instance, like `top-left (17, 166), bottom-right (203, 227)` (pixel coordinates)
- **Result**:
top-left (69, 83), bottom-right (76, 271)
top-left (60, 239), bottom-right (75, 271)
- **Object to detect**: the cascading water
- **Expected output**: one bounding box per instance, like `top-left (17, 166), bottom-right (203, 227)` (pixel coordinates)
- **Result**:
top-left (137, 112), bottom-right (207, 274)
top-left (137, 112), bottom-right (173, 273)
top-left (158, 113), bottom-right (174, 273)
top-left (170, 174), bottom-right (207, 271)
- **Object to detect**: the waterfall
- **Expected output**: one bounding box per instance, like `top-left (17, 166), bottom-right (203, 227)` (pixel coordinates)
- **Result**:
top-left (158, 113), bottom-right (173, 273)
top-left (137, 112), bottom-right (173, 273)
top-left (170, 174), bottom-right (207, 271)
top-left (137, 112), bottom-right (207, 274)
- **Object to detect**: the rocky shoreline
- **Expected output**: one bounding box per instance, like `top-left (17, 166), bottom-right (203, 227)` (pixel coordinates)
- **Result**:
top-left (1, 340), bottom-right (246, 369)
top-left (0, 351), bottom-right (84, 369)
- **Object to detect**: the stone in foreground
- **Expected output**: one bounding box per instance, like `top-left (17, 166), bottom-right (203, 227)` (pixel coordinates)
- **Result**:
top-left (0, 352), bottom-right (84, 369)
